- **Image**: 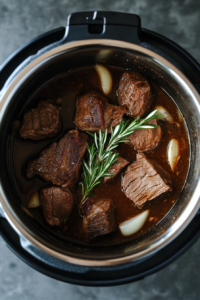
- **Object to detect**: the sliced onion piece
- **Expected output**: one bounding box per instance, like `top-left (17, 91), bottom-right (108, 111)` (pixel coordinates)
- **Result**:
top-left (155, 105), bottom-right (173, 123)
top-left (167, 139), bottom-right (180, 172)
top-left (177, 109), bottom-right (183, 122)
top-left (119, 210), bottom-right (149, 236)
top-left (28, 192), bottom-right (40, 208)
top-left (96, 49), bottom-right (113, 60)
top-left (95, 64), bottom-right (113, 95)
top-left (21, 205), bottom-right (34, 218)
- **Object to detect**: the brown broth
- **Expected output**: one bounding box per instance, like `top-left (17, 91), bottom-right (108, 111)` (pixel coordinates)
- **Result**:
top-left (11, 65), bottom-right (190, 246)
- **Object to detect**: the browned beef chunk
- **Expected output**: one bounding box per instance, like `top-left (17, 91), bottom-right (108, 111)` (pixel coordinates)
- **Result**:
top-left (118, 72), bottom-right (151, 118)
top-left (122, 153), bottom-right (173, 208)
top-left (27, 130), bottom-right (88, 188)
top-left (126, 119), bottom-right (162, 152)
top-left (104, 155), bottom-right (129, 182)
top-left (82, 198), bottom-right (116, 241)
top-left (75, 91), bottom-right (126, 133)
top-left (40, 187), bottom-right (73, 226)
top-left (19, 101), bottom-right (61, 140)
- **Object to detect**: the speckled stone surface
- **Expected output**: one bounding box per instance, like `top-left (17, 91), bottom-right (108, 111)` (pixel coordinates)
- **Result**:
top-left (1, 0), bottom-right (200, 299)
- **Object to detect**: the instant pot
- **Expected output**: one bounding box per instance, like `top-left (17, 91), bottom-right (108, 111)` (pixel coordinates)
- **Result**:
top-left (1, 11), bottom-right (200, 286)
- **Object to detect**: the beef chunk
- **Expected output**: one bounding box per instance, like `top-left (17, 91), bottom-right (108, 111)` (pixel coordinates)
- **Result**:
top-left (19, 101), bottom-right (61, 140)
top-left (27, 130), bottom-right (88, 188)
top-left (40, 187), bottom-right (73, 226)
top-left (75, 91), bottom-right (126, 133)
top-left (118, 72), bottom-right (151, 118)
top-left (126, 118), bottom-right (162, 152)
top-left (122, 153), bottom-right (173, 208)
top-left (82, 198), bottom-right (116, 241)
top-left (104, 155), bottom-right (129, 182)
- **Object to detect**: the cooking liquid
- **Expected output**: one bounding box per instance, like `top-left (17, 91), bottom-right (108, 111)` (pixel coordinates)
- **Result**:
top-left (11, 65), bottom-right (190, 246)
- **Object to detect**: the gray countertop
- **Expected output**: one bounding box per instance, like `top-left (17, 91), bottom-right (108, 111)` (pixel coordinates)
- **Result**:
top-left (1, 0), bottom-right (200, 299)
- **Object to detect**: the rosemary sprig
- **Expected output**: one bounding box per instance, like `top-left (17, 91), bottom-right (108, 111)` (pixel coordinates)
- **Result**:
top-left (79, 110), bottom-right (161, 208)
top-left (80, 150), bottom-right (119, 206)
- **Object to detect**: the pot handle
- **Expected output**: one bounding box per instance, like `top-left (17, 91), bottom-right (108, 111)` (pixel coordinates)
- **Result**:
top-left (0, 12), bottom-right (142, 92)
top-left (62, 11), bottom-right (142, 44)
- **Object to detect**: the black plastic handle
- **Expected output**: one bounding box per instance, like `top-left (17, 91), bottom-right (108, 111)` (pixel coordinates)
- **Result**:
top-left (62, 11), bottom-right (142, 44)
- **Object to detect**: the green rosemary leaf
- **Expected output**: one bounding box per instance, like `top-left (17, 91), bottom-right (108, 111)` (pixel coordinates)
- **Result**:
top-left (86, 131), bottom-right (95, 138)
top-left (104, 172), bottom-right (114, 177)
top-left (94, 132), bottom-right (98, 149)
top-left (136, 125), bottom-right (158, 129)
top-left (111, 125), bottom-right (114, 136)
top-left (79, 182), bottom-right (84, 195)
top-left (103, 129), bottom-right (108, 145)
top-left (117, 139), bottom-right (130, 143)
top-left (82, 159), bottom-right (90, 174)
top-left (88, 181), bottom-right (101, 191)
top-left (106, 144), bottom-right (119, 151)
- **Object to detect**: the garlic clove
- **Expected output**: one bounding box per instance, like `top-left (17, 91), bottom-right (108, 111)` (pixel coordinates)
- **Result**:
top-left (167, 138), bottom-right (180, 172)
top-left (28, 192), bottom-right (40, 208)
top-left (119, 210), bottom-right (149, 236)
top-left (155, 106), bottom-right (173, 123)
top-left (95, 64), bottom-right (113, 95)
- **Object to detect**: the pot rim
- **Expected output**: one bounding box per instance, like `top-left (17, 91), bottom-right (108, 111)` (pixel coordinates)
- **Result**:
top-left (1, 39), bottom-right (200, 267)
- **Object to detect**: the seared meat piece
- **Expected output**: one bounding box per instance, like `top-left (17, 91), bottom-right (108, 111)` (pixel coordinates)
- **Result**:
top-left (27, 130), bottom-right (88, 188)
top-left (19, 101), bottom-right (61, 140)
top-left (122, 153), bottom-right (173, 208)
top-left (126, 118), bottom-right (162, 152)
top-left (82, 198), bottom-right (116, 241)
top-left (75, 91), bottom-right (126, 133)
top-left (40, 187), bottom-right (73, 226)
top-left (104, 155), bottom-right (129, 182)
top-left (118, 71), bottom-right (151, 118)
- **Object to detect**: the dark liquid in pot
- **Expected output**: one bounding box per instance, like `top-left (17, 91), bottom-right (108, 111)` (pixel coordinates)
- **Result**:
top-left (11, 65), bottom-right (190, 246)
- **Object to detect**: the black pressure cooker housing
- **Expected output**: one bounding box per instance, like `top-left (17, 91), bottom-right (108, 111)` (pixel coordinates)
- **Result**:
top-left (1, 11), bottom-right (200, 286)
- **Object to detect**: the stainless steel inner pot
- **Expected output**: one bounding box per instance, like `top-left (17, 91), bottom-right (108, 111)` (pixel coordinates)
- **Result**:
top-left (1, 39), bottom-right (200, 267)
